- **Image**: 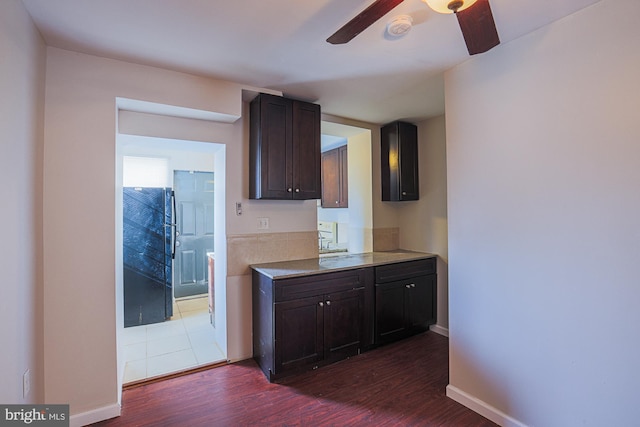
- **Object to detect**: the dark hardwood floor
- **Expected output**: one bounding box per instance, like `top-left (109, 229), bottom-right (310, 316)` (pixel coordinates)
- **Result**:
top-left (94, 332), bottom-right (497, 426)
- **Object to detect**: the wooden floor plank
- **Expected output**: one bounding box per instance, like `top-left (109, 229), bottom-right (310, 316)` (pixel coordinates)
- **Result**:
top-left (93, 332), bottom-right (497, 426)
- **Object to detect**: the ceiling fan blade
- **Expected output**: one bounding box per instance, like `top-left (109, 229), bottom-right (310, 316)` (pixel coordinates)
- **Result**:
top-left (456, 0), bottom-right (500, 55)
top-left (327, 0), bottom-right (405, 44)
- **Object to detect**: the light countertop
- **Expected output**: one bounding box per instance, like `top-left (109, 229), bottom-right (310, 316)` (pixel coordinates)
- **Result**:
top-left (251, 250), bottom-right (436, 280)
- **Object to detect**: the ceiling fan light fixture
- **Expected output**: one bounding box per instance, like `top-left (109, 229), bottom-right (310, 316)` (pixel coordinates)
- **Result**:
top-left (422, 0), bottom-right (478, 14)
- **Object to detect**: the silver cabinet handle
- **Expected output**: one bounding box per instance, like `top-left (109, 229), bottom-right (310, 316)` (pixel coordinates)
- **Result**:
top-left (326, 300), bottom-right (331, 306)
top-left (287, 188), bottom-right (292, 192)
top-left (402, 191), bottom-right (407, 195)
top-left (319, 302), bottom-right (324, 307)
top-left (295, 188), bottom-right (300, 193)
top-left (405, 284), bottom-right (411, 289)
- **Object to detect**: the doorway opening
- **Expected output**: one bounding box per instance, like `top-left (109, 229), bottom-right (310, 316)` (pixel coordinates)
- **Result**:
top-left (319, 121), bottom-right (373, 255)
top-left (116, 135), bottom-right (227, 385)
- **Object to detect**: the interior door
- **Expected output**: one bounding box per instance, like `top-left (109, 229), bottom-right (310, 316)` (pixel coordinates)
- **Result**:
top-left (173, 170), bottom-right (214, 298)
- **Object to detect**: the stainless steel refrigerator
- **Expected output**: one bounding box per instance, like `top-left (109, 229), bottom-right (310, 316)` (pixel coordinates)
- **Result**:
top-left (123, 187), bottom-right (174, 327)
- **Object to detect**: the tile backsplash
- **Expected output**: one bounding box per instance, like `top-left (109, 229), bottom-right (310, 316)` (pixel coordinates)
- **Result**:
top-left (227, 227), bottom-right (400, 276)
top-left (372, 227), bottom-right (400, 252)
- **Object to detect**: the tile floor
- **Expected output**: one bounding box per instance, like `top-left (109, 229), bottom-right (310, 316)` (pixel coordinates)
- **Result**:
top-left (122, 296), bottom-right (226, 384)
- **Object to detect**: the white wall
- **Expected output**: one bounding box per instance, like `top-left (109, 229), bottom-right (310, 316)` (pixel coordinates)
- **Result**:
top-left (0, 0), bottom-right (46, 404)
top-left (445, 0), bottom-right (640, 425)
top-left (346, 130), bottom-right (374, 254)
top-left (41, 47), bottom-right (301, 422)
top-left (399, 115), bottom-right (448, 331)
top-left (120, 136), bottom-right (218, 183)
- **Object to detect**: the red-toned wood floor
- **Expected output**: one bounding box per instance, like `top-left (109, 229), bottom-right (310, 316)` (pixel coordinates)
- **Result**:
top-left (93, 331), bottom-right (497, 426)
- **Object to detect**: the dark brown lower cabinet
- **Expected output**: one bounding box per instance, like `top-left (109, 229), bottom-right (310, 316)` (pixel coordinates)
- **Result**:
top-left (253, 268), bottom-right (371, 382)
top-left (275, 287), bottom-right (364, 374)
top-left (275, 295), bottom-right (324, 374)
top-left (375, 259), bottom-right (437, 345)
top-left (252, 256), bottom-right (436, 382)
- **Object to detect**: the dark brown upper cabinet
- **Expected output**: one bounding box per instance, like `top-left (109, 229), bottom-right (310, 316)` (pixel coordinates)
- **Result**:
top-left (250, 93), bottom-right (321, 200)
top-left (380, 121), bottom-right (419, 201)
top-left (321, 145), bottom-right (348, 208)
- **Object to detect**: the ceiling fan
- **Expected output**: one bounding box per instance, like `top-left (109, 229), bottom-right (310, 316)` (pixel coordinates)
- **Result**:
top-left (327, 0), bottom-right (500, 55)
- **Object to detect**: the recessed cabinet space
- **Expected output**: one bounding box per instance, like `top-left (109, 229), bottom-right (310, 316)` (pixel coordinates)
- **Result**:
top-left (321, 145), bottom-right (348, 208)
top-left (381, 120), bottom-right (419, 201)
top-left (252, 268), bottom-right (372, 382)
top-left (374, 258), bottom-right (436, 345)
top-left (249, 93), bottom-right (321, 200)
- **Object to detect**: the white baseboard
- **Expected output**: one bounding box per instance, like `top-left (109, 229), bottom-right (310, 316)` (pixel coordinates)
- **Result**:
top-left (446, 385), bottom-right (528, 427)
top-left (429, 324), bottom-right (449, 337)
top-left (70, 403), bottom-right (121, 427)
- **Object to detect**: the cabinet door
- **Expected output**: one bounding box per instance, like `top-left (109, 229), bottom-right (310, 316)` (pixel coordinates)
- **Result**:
top-left (397, 121), bottom-right (419, 200)
top-left (324, 287), bottom-right (364, 363)
top-left (381, 121), bottom-right (419, 201)
top-left (406, 274), bottom-right (436, 329)
top-left (375, 274), bottom-right (436, 344)
top-left (292, 100), bottom-right (321, 199)
top-left (375, 281), bottom-right (408, 345)
top-left (274, 295), bottom-right (324, 374)
top-left (250, 94), bottom-right (293, 199)
top-left (321, 145), bottom-right (348, 208)
top-left (321, 148), bottom-right (340, 208)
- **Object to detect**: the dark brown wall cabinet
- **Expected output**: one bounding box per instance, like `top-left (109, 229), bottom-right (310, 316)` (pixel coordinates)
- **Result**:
top-left (374, 258), bottom-right (436, 345)
top-left (250, 93), bottom-right (321, 200)
top-left (253, 268), bottom-right (373, 382)
top-left (321, 145), bottom-right (348, 208)
top-left (381, 121), bottom-right (419, 201)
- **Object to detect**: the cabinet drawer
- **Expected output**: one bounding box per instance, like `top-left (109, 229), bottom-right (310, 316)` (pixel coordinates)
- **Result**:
top-left (375, 258), bottom-right (436, 283)
top-left (275, 269), bottom-right (364, 302)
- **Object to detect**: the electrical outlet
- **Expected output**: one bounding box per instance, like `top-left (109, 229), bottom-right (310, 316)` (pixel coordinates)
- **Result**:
top-left (257, 217), bottom-right (269, 230)
top-left (23, 369), bottom-right (30, 398)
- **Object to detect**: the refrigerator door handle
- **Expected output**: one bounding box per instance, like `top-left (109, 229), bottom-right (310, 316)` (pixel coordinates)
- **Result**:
top-left (171, 190), bottom-right (177, 260)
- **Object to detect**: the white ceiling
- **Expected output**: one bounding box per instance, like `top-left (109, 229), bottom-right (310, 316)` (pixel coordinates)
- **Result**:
top-left (21, 0), bottom-right (600, 125)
